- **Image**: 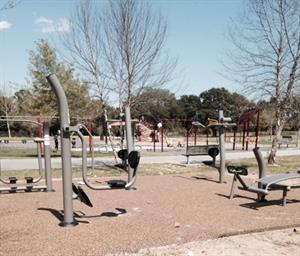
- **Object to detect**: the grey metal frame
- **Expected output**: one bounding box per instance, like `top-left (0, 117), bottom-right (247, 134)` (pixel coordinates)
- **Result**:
top-left (228, 147), bottom-right (300, 206)
top-left (47, 74), bottom-right (138, 227)
top-left (46, 74), bottom-right (77, 227)
top-left (0, 120), bottom-right (53, 193)
top-left (74, 125), bottom-right (137, 190)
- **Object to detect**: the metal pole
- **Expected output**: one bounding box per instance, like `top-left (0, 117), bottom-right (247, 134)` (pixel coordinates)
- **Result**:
top-left (253, 147), bottom-right (266, 201)
top-left (194, 126), bottom-right (197, 145)
top-left (161, 120), bottom-right (163, 152)
top-left (242, 122), bottom-right (246, 150)
top-left (36, 140), bottom-right (43, 175)
top-left (233, 127), bottom-right (236, 150)
top-left (219, 110), bottom-right (225, 183)
top-left (153, 130), bottom-right (156, 152)
top-left (37, 116), bottom-right (43, 153)
top-left (125, 106), bottom-right (134, 181)
top-left (255, 110), bottom-right (260, 147)
top-left (297, 127), bottom-right (300, 149)
top-left (46, 74), bottom-right (77, 227)
top-left (246, 117), bottom-right (250, 151)
top-left (88, 117), bottom-right (93, 155)
top-left (43, 121), bottom-right (54, 192)
top-left (186, 126), bottom-right (189, 147)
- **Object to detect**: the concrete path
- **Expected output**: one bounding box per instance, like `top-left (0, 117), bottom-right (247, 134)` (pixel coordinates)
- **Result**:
top-left (0, 148), bottom-right (299, 171)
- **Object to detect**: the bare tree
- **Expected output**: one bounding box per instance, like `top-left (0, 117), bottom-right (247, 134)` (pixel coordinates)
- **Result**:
top-left (103, 0), bottom-right (176, 109)
top-left (60, 0), bottom-right (109, 111)
top-left (60, 0), bottom-right (119, 160)
top-left (225, 0), bottom-right (300, 164)
top-left (0, 83), bottom-right (18, 137)
top-left (60, 0), bottom-right (176, 156)
top-left (0, 0), bottom-right (22, 11)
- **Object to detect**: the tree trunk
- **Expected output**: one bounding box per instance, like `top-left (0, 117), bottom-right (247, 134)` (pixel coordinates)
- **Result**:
top-left (104, 108), bottom-right (118, 163)
top-left (5, 112), bottom-right (11, 138)
top-left (268, 120), bottom-right (284, 164)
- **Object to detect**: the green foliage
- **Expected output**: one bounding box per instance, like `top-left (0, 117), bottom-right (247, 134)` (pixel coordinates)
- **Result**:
top-left (177, 95), bottom-right (201, 119)
top-left (131, 88), bottom-right (179, 121)
top-left (199, 87), bottom-right (252, 121)
top-left (25, 39), bottom-right (93, 117)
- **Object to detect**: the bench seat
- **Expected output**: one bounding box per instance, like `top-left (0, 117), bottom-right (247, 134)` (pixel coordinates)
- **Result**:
top-left (184, 145), bottom-right (219, 164)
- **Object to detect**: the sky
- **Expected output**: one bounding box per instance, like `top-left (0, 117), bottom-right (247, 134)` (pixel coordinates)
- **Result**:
top-left (0, 0), bottom-right (244, 100)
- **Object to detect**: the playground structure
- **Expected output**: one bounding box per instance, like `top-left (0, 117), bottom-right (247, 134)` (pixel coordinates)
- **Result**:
top-left (132, 107), bottom-right (262, 153)
top-left (235, 108), bottom-right (260, 151)
top-left (46, 74), bottom-right (139, 227)
top-left (0, 119), bottom-right (53, 193)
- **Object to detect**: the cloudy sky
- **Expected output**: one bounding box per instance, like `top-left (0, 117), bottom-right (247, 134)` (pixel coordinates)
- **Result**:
top-left (0, 0), bottom-right (243, 99)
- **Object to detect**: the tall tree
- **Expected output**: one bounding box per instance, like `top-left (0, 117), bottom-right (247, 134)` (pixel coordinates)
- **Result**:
top-left (28, 39), bottom-right (92, 118)
top-left (131, 88), bottom-right (178, 121)
top-left (60, 0), bottom-right (118, 158)
top-left (226, 0), bottom-right (300, 164)
top-left (0, 84), bottom-right (18, 137)
top-left (60, 0), bottom-right (108, 116)
top-left (199, 88), bottom-right (251, 121)
top-left (0, 0), bottom-right (22, 11)
top-left (177, 95), bottom-right (201, 120)
top-left (103, 0), bottom-right (176, 109)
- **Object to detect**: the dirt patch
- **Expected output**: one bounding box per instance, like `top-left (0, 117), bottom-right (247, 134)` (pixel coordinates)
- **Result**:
top-left (0, 171), bottom-right (299, 256)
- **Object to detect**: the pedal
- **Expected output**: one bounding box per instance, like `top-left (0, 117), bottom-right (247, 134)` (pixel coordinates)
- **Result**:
top-left (72, 183), bottom-right (93, 207)
top-left (9, 177), bottom-right (17, 184)
top-left (9, 177), bottom-right (17, 193)
top-left (107, 179), bottom-right (126, 188)
top-left (72, 183), bottom-right (79, 196)
top-left (25, 177), bottom-right (34, 183)
top-left (25, 177), bottom-right (34, 192)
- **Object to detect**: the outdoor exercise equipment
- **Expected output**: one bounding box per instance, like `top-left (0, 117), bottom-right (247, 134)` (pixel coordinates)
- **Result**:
top-left (73, 122), bottom-right (139, 191)
top-left (0, 120), bottom-right (53, 193)
top-left (207, 110), bottom-right (236, 183)
top-left (181, 112), bottom-right (219, 165)
top-left (46, 74), bottom-right (139, 227)
top-left (227, 147), bottom-right (300, 206)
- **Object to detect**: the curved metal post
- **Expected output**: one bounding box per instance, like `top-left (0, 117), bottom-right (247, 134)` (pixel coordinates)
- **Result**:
top-left (43, 121), bottom-right (54, 192)
top-left (46, 74), bottom-right (77, 227)
top-left (253, 146), bottom-right (266, 201)
top-left (125, 106), bottom-right (134, 181)
top-left (219, 110), bottom-right (225, 183)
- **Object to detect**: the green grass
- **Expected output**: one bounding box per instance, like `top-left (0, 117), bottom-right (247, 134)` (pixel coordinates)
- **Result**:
top-left (0, 148), bottom-right (113, 159)
top-left (2, 154), bottom-right (299, 181)
top-left (227, 155), bottom-right (300, 175)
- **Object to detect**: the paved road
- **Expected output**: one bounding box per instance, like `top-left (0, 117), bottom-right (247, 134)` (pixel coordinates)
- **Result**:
top-left (0, 147), bottom-right (299, 171)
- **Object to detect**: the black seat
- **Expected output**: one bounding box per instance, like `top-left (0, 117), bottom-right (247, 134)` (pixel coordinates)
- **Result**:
top-left (208, 147), bottom-right (219, 158)
top-left (117, 149), bottom-right (128, 160)
top-left (128, 151), bottom-right (140, 169)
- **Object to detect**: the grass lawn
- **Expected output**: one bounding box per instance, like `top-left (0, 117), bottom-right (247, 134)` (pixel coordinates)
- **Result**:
top-left (0, 148), bottom-right (113, 159)
top-left (1, 154), bottom-right (299, 180)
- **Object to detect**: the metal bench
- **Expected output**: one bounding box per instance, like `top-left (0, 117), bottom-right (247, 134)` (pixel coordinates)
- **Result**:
top-left (228, 165), bottom-right (300, 206)
top-left (278, 135), bottom-right (293, 148)
top-left (184, 145), bottom-right (219, 165)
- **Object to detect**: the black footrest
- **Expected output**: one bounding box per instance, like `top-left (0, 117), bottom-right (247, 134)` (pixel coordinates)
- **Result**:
top-left (118, 149), bottom-right (128, 161)
top-left (107, 179), bottom-right (126, 188)
top-left (227, 166), bottom-right (248, 176)
top-left (72, 183), bottom-right (93, 207)
top-left (9, 177), bottom-right (18, 184)
top-left (25, 177), bottom-right (34, 183)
